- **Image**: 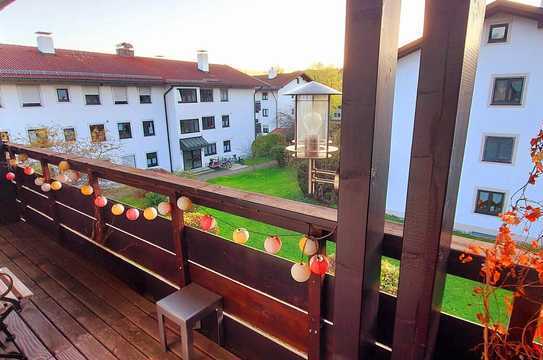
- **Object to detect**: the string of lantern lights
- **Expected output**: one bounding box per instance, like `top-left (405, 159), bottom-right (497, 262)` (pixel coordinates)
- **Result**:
top-left (5, 155), bottom-right (334, 283)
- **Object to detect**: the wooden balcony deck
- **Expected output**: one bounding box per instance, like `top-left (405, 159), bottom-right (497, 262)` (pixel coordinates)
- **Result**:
top-left (0, 221), bottom-right (237, 360)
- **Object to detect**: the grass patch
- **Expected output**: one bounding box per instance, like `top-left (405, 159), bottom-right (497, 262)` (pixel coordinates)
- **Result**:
top-left (243, 156), bottom-right (273, 166)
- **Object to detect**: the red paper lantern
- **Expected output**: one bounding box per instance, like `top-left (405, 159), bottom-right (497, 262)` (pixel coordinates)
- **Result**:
top-left (200, 214), bottom-right (214, 231)
top-left (126, 208), bottom-right (140, 221)
top-left (5, 172), bottom-right (15, 181)
top-left (94, 196), bottom-right (108, 208)
top-left (309, 255), bottom-right (329, 275)
top-left (23, 166), bottom-right (34, 176)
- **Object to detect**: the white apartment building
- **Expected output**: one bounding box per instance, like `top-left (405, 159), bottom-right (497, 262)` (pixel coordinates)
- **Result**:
top-left (388, 0), bottom-right (543, 237)
top-left (0, 36), bottom-right (261, 172)
top-left (253, 69), bottom-right (311, 134)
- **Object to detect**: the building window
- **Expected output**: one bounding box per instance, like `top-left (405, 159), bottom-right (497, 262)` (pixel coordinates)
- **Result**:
top-left (138, 87), bottom-right (152, 104)
top-left (200, 88), bottom-right (213, 102)
top-left (121, 154), bottom-right (136, 168)
top-left (488, 23), bottom-right (509, 43)
top-left (19, 85), bottom-right (41, 107)
top-left (204, 143), bottom-right (217, 156)
top-left (263, 125), bottom-right (269, 133)
top-left (84, 86), bottom-right (101, 105)
top-left (143, 120), bottom-right (155, 136)
top-left (220, 88), bottom-right (229, 102)
top-left (262, 92), bottom-right (268, 100)
top-left (222, 115), bottom-right (230, 128)
top-left (63, 128), bottom-right (76, 142)
top-left (223, 140), bottom-right (231, 153)
top-left (0, 131), bottom-right (9, 142)
top-left (180, 119), bottom-right (199, 134)
top-left (202, 116), bottom-right (215, 130)
top-left (146, 152), bottom-right (158, 167)
top-left (491, 77), bottom-right (525, 106)
top-left (255, 101), bottom-right (261, 113)
top-left (262, 108), bottom-right (269, 117)
top-left (178, 88), bottom-right (197, 103)
top-left (90, 124), bottom-right (106, 142)
top-left (117, 122), bottom-right (132, 139)
top-left (112, 87), bottom-right (128, 104)
top-left (296, 78), bottom-right (300, 84)
top-left (56, 88), bottom-right (70, 102)
top-left (27, 128), bottom-right (48, 146)
top-left (482, 136), bottom-right (515, 164)
top-left (475, 189), bottom-right (505, 216)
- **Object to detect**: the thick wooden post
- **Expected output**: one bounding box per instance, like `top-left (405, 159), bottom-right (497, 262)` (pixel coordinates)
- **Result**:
top-left (171, 191), bottom-right (189, 287)
top-left (88, 171), bottom-right (105, 244)
top-left (333, 0), bottom-right (401, 358)
top-left (0, 142), bottom-right (18, 223)
top-left (391, 0), bottom-right (485, 359)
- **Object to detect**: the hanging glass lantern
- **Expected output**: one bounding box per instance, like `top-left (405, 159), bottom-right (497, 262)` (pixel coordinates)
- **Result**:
top-left (285, 81), bottom-right (341, 159)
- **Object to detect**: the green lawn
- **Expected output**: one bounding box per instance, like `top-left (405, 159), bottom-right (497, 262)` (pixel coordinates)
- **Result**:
top-left (242, 156), bottom-right (273, 166)
top-left (110, 165), bottom-right (509, 326)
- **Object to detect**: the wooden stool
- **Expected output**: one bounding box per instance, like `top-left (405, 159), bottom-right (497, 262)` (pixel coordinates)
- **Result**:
top-left (157, 284), bottom-right (223, 359)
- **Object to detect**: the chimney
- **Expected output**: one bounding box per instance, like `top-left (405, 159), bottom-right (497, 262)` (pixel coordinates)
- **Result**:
top-left (268, 66), bottom-right (278, 80)
top-left (116, 42), bottom-right (134, 57)
top-left (197, 50), bottom-right (209, 72)
top-left (36, 31), bottom-right (54, 54)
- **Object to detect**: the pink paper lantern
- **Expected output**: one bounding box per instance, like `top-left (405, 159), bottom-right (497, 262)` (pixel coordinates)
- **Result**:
top-left (264, 235), bottom-right (282, 254)
top-left (309, 255), bottom-right (330, 275)
top-left (200, 214), bottom-right (214, 231)
top-left (94, 196), bottom-right (108, 208)
top-left (126, 208), bottom-right (140, 221)
top-left (5, 172), bottom-right (15, 181)
top-left (23, 166), bottom-right (34, 176)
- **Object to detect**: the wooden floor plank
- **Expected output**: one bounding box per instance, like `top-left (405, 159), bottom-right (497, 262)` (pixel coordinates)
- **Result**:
top-left (20, 222), bottom-right (238, 360)
top-left (0, 229), bottom-right (149, 360)
top-left (1, 224), bottom-right (184, 360)
top-left (15, 222), bottom-right (233, 360)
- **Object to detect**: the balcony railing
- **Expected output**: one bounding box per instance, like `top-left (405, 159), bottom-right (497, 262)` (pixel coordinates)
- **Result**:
top-left (1, 141), bottom-right (541, 359)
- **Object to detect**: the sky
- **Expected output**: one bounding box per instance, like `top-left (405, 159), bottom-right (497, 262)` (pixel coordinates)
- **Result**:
top-left (0, 0), bottom-right (541, 72)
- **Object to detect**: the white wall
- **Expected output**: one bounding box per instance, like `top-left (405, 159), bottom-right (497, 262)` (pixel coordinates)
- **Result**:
top-left (0, 83), bottom-right (170, 169)
top-left (387, 15), bottom-right (543, 236)
top-left (169, 87), bottom-right (255, 171)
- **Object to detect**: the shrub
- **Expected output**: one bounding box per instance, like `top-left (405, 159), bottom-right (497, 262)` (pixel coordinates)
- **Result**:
top-left (143, 192), bottom-right (168, 208)
top-left (380, 259), bottom-right (399, 295)
top-left (251, 133), bottom-right (287, 158)
top-left (270, 145), bottom-right (287, 167)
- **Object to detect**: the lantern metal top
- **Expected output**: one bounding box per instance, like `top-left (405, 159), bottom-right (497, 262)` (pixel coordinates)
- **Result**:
top-left (284, 81), bottom-right (342, 96)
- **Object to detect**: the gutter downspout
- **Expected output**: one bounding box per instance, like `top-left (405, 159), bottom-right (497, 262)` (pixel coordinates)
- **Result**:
top-left (253, 87), bottom-right (262, 140)
top-left (163, 85), bottom-right (175, 172)
top-left (271, 90), bottom-right (278, 130)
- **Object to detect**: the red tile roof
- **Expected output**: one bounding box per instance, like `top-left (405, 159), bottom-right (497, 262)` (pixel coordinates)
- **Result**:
top-left (0, 44), bottom-right (262, 88)
top-left (253, 71), bottom-right (312, 90)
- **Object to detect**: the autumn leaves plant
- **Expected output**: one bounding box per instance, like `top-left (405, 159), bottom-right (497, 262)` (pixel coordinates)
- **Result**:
top-left (464, 129), bottom-right (543, 359)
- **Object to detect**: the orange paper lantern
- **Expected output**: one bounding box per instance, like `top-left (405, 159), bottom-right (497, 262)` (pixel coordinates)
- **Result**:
top-left (143, 207), bottom-right (158, 220)
top-left (50, 180), bottom-right (62, 191)
top-left (233, 228), bottom-right (249, 244)
top-left (58, 160), bottom-right (70, 172)
top-left (299, 236), bottom-right (319, 256)
top-left (111, 203), bottom-right (125, 216)
top-left (81, 184), bottom-right (94, 196)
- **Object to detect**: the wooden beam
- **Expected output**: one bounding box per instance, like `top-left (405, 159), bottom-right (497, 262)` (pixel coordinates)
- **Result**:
top-left (333, 0), bottom-right (401, 358)
top-left (170, 191), bottom-right (189, 287)
top-left (391, 0), bottom-right (486, 359)
top-left (0, 142), bottom-right (19, 223)
top-left (87, 171), bottom-right (105, 244)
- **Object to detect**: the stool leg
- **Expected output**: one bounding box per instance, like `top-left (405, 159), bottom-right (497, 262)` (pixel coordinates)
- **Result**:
top-left (180, 321), bottom-right (194, 360)
top-left (158, 312), bottom-right (167, 351)
top-left (216, 307), bottom-right (224, 346)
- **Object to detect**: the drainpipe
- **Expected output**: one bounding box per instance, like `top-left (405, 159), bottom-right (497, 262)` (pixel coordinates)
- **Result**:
top-left (253, 87), bottom-right (262, 140)
top-left (163, 85), bottom-right (175, 172)
top-left (271, 90), bottom-right (278, 130)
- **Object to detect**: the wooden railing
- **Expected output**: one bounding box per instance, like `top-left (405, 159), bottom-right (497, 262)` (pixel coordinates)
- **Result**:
top-left (1, 142), bottom-right (542, 360)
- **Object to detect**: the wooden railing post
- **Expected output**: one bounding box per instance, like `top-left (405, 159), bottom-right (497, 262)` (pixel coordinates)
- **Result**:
top-left (171, 191), bottom-right (189, 287)
top-left (391, 0), bottom-right (485, 359)
top-left (333, 0), bottom-right (401, 358)
top-left (307, 227), bottom-right (327, 360)
top-left (41, 159), bottom-right (63, 240)
top-left (88, 171), bottom-right (105, 244)
top-left (0, 141), bottom-right (18, 223)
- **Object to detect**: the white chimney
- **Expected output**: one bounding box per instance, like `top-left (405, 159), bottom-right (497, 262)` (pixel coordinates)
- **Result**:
top-left (36, 31), bottom-right (54, 54)
top-left (268, 67), bottom-right (278, 80)
top-left (197, 50), bottom-right (209, 72)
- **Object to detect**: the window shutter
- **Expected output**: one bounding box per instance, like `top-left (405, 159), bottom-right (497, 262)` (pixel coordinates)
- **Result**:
top-left (20, 85), bottom-right (41, 105)
top-left (139, 87), bottom-right (151, 95)
top-left (84, 86), bottom-right (99, 95)
top-left (112, 87), bottom-right (128, 102)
